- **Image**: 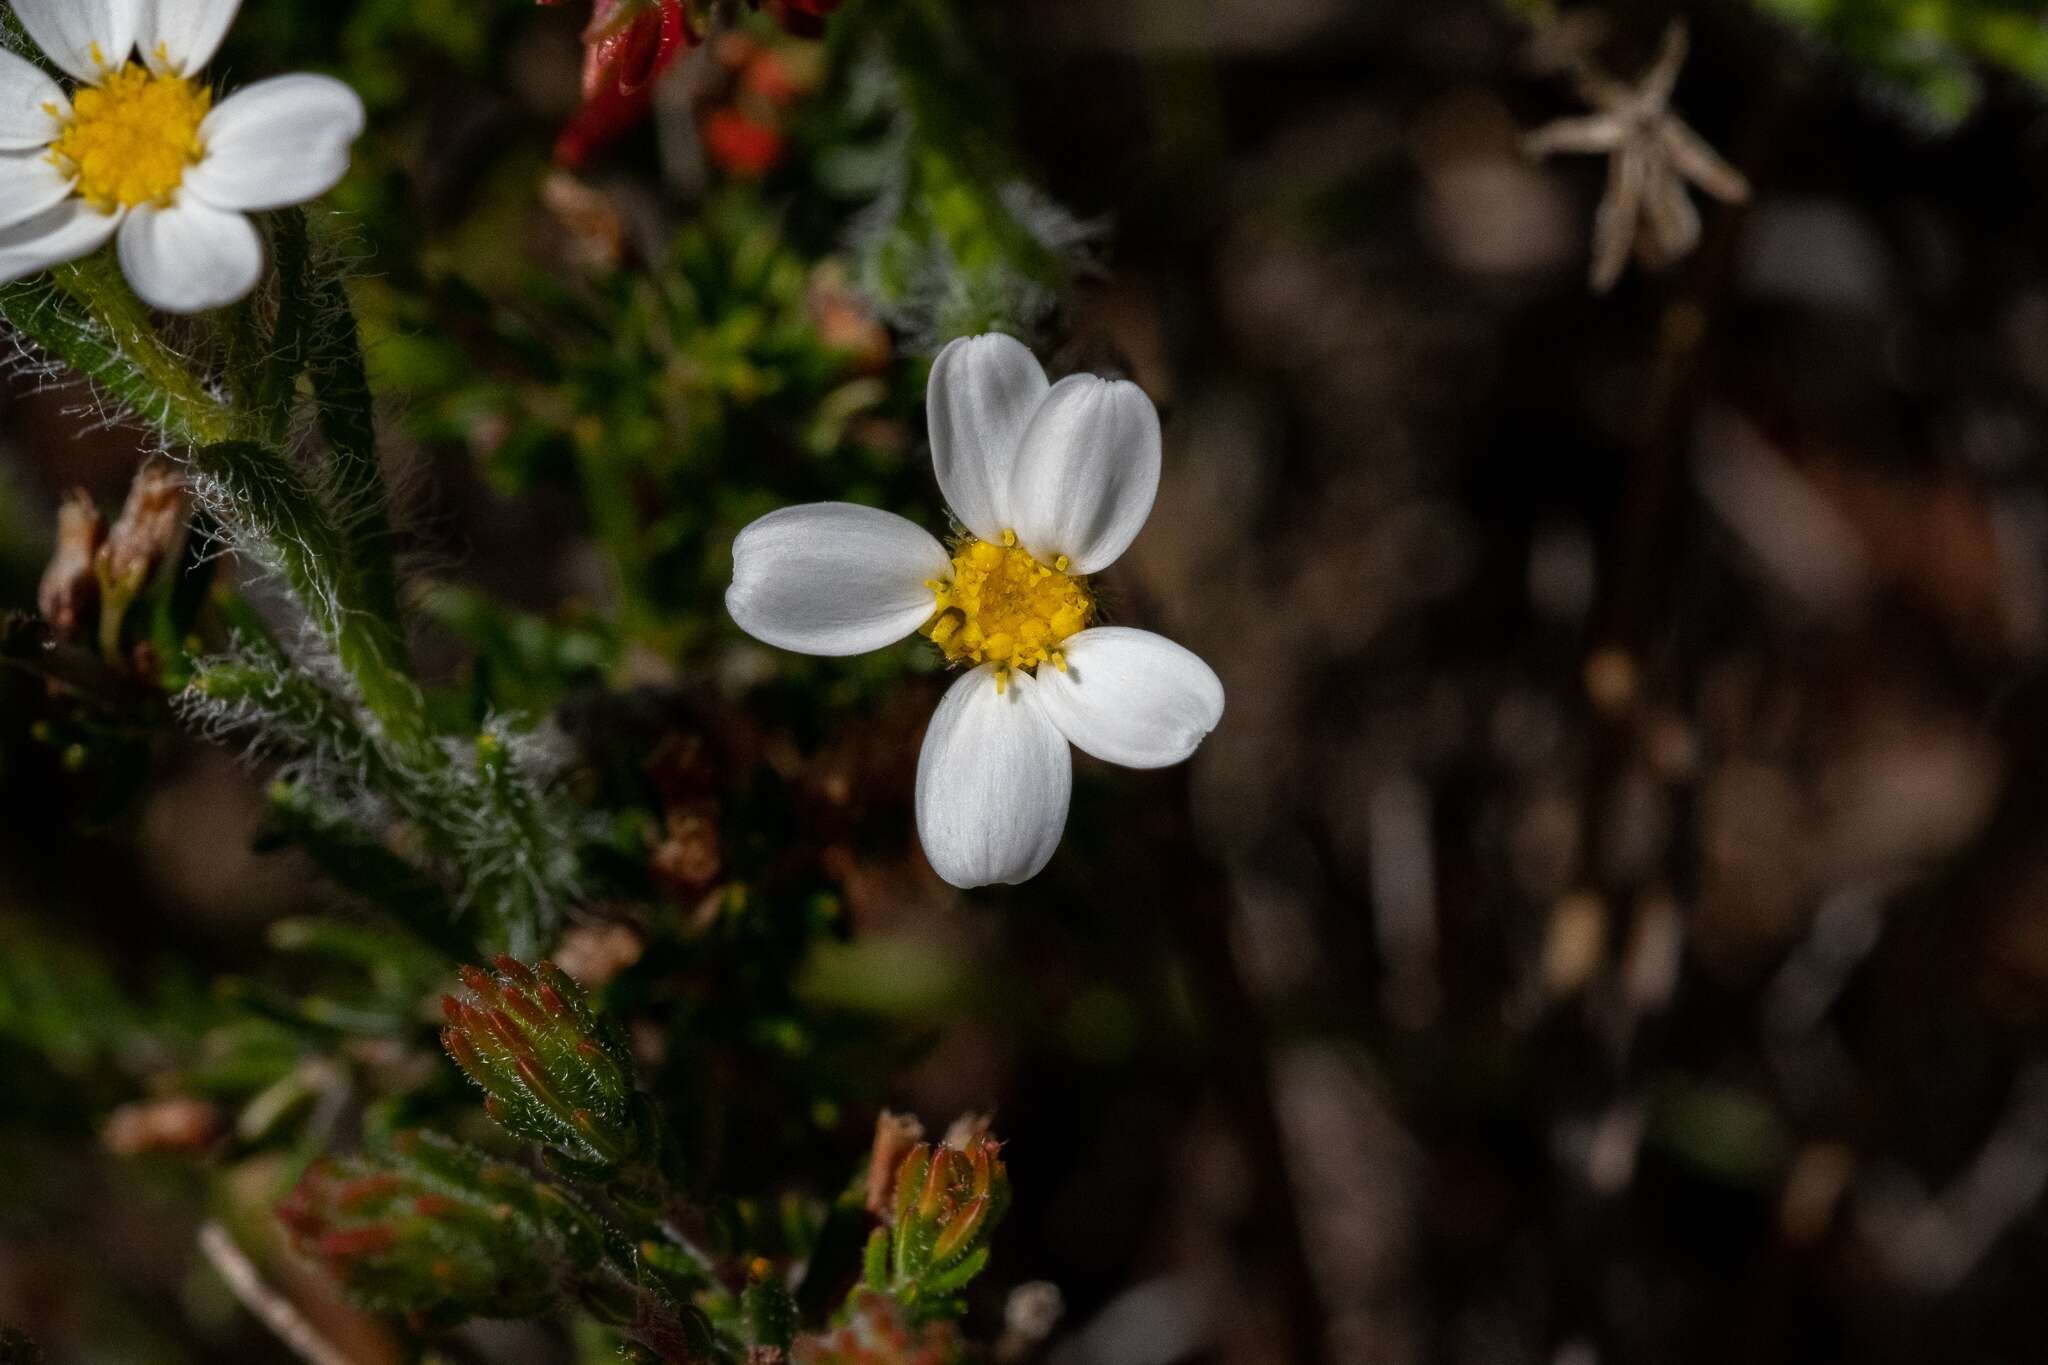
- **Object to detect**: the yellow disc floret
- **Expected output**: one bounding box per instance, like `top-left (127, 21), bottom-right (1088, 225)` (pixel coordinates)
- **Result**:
top-left (922, 530), bottom-right (1095, 679)
top-left (49, 63), bottom-right (212, 212)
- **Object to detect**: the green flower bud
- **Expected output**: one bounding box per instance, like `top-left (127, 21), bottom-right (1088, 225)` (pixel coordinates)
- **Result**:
top-left (862, 1133), bottom-right (1011, 1322)
top-left (276, 1131), bottom-right (598, 1327)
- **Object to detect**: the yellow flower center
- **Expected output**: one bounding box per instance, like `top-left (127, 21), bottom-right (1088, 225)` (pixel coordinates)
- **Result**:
top-left (922, 531), bottom-right (1095, 682)
top-left (50, 62), bottom-right (212, 212)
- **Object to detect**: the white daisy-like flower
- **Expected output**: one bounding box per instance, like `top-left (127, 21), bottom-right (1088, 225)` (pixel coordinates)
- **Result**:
top-left (0, 0), bottom-right (365, 313)
top-left (726, 332), bottom-right (1226, 889)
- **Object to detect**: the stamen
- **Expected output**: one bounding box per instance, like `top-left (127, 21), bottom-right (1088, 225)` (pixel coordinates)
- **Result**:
top-left (919, 534), bottom-right (1094, 677)
top-left (49, 63), bottom-right (212, 211)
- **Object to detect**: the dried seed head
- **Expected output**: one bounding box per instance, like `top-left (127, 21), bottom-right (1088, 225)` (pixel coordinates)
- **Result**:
top-left (96, 460), bottom-right (186, 596)
top-left (101, 1096), bottom-right (219, 1155)
top-left (551, 922), bottom-right (645, 988)
top-left (38, 490), bottom-right (105, 640)
top-left (652, 807), bottom-right (723, 891)
top-left (941, 1112), bottom-right (992, 1151)
top-left (867, 1110), bottom-right (926, 1220)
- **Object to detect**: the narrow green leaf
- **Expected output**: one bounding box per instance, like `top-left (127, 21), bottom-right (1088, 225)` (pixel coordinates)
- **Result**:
top-left (291, 209), bottom-right (403, 630)
top-left (862, 1227), bottom-right (890, 1292)
top-left (920, 1243), bottom-right (990, 1296)
top-left (260, 783), bottom-right (470, 959)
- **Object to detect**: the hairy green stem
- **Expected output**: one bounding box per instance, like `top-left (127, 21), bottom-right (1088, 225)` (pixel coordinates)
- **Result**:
top-left (0, 270), bottom-right (233, 447)
top-left (274, 209), bottom-right (404, 629)
top-left (189, 441), bottom-right (431, 758)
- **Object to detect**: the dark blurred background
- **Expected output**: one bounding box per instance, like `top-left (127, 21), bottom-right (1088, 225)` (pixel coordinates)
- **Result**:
top-left (12, 0), bottom-right (2048, 1361)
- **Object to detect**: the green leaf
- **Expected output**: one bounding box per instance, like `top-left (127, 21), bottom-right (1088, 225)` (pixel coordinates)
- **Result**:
top-left (292, 211), bottom-right (404, 630)
top-left (862, 1227), bottom-right (890, 1292)
top-left (743, 1273), bottom-right (799, 1350)
top-left (259, 782), bottom-right (470, 960)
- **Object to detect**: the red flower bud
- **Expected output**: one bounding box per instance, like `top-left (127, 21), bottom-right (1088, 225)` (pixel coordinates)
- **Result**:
top-left (552, 0), bottom-right (696, 168)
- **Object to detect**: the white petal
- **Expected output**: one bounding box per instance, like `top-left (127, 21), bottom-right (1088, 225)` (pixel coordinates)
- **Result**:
top-left (116, 197), bottom-right (261, 312)
top-left (915, 665), bottom-right (1072, 888)
top-left (0, 48), bottom-right (69, 150)
top-left (13, 0), bottom-right (138, 83)
top-left (725, 502), bottom-right (950, 657)
top-left (182, 74), bottom-right (365, 212)
top-left (138, 0), bottom-right (242, 73)
top-left (1007, 374), bottom-right (1162, 575)
top-left (0, 198), bottom-right (120, 286)
top-left (1034, 627), bottom-right (1224, 770)
top-left (927, 332), bottom-right (1048, 544)
top-left (0, 150), bottom-right (75, 231)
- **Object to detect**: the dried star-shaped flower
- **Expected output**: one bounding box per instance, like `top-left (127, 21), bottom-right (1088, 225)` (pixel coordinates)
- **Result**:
top-left (1525, 22), bottom-right (1750, 293)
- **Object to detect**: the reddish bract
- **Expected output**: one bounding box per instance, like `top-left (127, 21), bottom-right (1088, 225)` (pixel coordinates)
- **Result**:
top-left (542, 0), bottom-right (696, 168)
top-left (539, 0), bottom-right (840, 167)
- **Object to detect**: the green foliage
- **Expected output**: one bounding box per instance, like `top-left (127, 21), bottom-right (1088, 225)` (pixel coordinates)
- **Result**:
top-left (421, 586), bottom-right (620, 721)
top-left (257, 782), bottom-right (469, 959)
top-left (266, 209), bottom-right (402, 625)
top-left (1752, 0), bottom-right (2048, 127)
top-left (384, 191), bottom-right (930, 657)
top-left (234, 917), bottom-right (452, 1040)
top-left (184, 439), bottom-right (416, 736)
top-left (0, 918), bottom-right (154, 1078)
top-left (744, 1268), bottom-right (801, 1352)
top-left (824, 0), bottom-right (1092, 346)
top-left (2, 208), bottom-right (585, 957)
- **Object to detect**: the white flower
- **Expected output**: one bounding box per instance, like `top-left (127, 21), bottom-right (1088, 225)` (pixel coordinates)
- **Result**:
top-left (0, 0), bottom-right (365, 313)
top-left (726, 332), bottom-right (1226, 889)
